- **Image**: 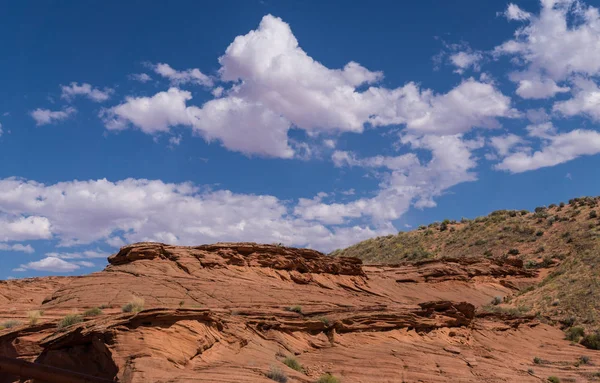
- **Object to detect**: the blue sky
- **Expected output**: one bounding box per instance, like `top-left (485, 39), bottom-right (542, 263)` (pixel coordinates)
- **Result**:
top-left (2, 0), bottom-right (600, 278)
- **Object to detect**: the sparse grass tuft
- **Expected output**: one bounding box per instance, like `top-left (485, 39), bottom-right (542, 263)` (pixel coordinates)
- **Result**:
top-left (84, 307), bottom-right (103, 317)
top-left (57, 314), bottom-right (82, 329)
top-left (316, 374), bottom-right (341, 383)
top-left (266, 366), bottom-right (288, 383)
top-left (1, 320), bottom-right (21, 329)
top-left (28, 310), bottom-right (42, 325)
top-left (283, 356), bottom-right (304, 372)
top-left (122, 296), bottom-right (145, 313)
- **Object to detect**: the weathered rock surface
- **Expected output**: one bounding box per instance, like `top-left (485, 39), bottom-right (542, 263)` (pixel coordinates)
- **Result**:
top-left (1, 242), bottom-right (599, 382)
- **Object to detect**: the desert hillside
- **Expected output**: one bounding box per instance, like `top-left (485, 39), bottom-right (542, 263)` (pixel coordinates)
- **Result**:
top-left (1, 240), bottom-right (600, 382)
top-left (332, 196), bottom-right (600, 341)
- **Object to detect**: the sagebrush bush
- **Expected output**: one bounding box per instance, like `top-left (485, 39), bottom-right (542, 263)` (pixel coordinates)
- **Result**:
top-left (565, 326), bottom-right (585, 342)
top-left (547, 376), bottom-right (560, 383)
top-left (84, 307), bottom-right (103, 317)
top-left (122, 296), bottom-right (145, 313)
top-left (1, 320), bottom-right (21, 329)
top-left (57, 314), bottom-right (82, 329)
top-left (266, 366), bottom-right (288, 383)
top-left (581, 333), bottom-right (600, 350)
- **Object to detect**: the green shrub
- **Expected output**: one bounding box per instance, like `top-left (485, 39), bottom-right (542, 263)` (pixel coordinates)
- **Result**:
top-left (286, 305), bottom-right (302, 314)
top-left (283, 356), bottom-right (304, 372)
top-left (316, 374), bottom-right (341, 383)
top-left (565, 326), bottom-right (585, 342)
top-left (547, 376), bottom-right (560, 383)
top-left (84, 307), bottom-right (103, 317)
top-left (590, 210), bottom-right (598, 219)
top-left (581, 333), bottom-right (600, 350)
top-left (508, 248), bottom-right (520, 255)
top-left (122, 296), bottom-right (145, 313)
top-left (57, 314), bottom-right (82, 329)
top-left (491, 296), bottom-right (502, 305)
top-left (536, 230), bottom-right (544, 237)
top-left (534, 357), bottom-right (542, 364)
top-left (559, 202), bottom-right (565, 207)
top-left (266, 366), bottom-right (288, 383)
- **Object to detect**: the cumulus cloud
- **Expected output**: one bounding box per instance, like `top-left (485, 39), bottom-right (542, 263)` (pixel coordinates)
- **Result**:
top-left (30, 107), bottom-right (76, 126)
top-left (298, 134), bottom-right (483, 224)
top-left (61, 82), bottom-right (113, 102)
top-left (100, 15), bottom-right (515, 159)
top-left (0, 216), bottom-right (52, 242)
top-left (16, 257), bottom-right (80, 273)
top-left (496, 0), bottom-right (600, 99)
top-left (0, 177), bottom-right (390, 252)
top-left (101, 88), bottom-right (192, 134)
top-left (553, 77), bottom-right (600, 121)
top-left (449, 51), bottom-right (483, 73)
top-left (495, 124), bottom-right (600, 173)
top-left (0, 243), bottom-right (35, 253)
top-left (152, 63), bottom-right (213, 87)
top-left (369, 78), bottom-right (518, 134)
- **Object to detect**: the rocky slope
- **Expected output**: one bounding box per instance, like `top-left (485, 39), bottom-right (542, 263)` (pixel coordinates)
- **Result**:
top-left (332, 196), bottom-right (600, 338)
top-left (1, 242), bottom-right (600, 382)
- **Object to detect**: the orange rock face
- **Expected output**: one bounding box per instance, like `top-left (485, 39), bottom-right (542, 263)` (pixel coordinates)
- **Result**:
top-left (1, 242), bottom-right (599, 382)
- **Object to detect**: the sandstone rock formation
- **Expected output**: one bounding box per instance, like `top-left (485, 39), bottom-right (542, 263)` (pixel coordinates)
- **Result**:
top-left (1, 242), bottom-right (599, 382)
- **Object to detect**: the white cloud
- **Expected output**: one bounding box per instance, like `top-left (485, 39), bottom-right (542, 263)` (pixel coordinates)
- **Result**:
top-left (61, 82), bottom-right (113, 102)
top-left (211, 86), bottom-right (224, 97)
top-left (0, 122), bottom-right (3, 137)
top-left (0, 177), bottom-right (390, 252)
top-left (553, 77), bottom-right (600, 121)
top-left (100, 15), bottom-right (515, 159)
top-left (496, 125), bottom-right (600, 173)
top-left (129, 73), bottom-right (152, 83)
top-left (496, 0), bottom-right (600, 98)
top-left (217, 14), bottom-right (384, 134)
top-left (449, 51), bottom-right (483, 73)
top-left (526, 108), bottom-right (550, 123)
top-left (0, 243), bottom-right (35, 253)
top-left (30, 107), bottom-right (76, 126)
top-left (101, 88), bottom-right (192, 134)
top-left (369, 78), bottom-right (518, 135)
top-left (502, 3), bottom-right (532, 21)
top-left (45, 250), bottom-right (109, 259)
top-left (298, 134), bottom-right (482, 224)
top-left (489, 134), bottom-right (526, 156)
top-left (0, 216), bottom-right (52, 242)
top-left (168, 135), bottom-right (182, 147)
top-left (153, 63), bottom-right (213, 87)
top-left (510, 71), bottom-right (570, 99)
top-left (17, 257), bottom-right (80, 273)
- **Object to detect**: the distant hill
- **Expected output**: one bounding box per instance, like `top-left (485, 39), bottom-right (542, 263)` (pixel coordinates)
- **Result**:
top-left (332, 196), bottom-right (600, 343)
